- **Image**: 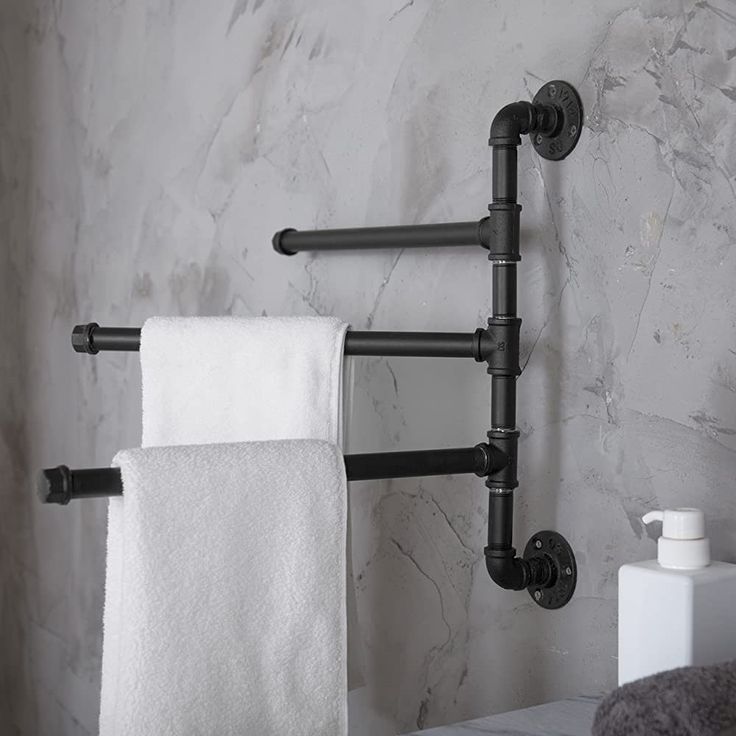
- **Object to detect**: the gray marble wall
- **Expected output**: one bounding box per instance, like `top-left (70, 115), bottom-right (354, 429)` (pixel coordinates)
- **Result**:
top-left (1, 0), bottom-right (735, 733)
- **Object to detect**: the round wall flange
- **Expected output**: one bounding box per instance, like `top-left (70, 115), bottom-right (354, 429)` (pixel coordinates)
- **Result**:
top-left (531, 80), bottom-right (583, 161)
top-left (524, 530), bottom-right (577, 609)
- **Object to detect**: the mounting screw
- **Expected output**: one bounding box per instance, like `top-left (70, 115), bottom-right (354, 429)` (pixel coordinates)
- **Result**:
top-left (534, 539), bottom-right (543, 549)
top-left (564, 566), bottom-right (573, 577)
top-left (533, 590), bottom-right (543, 602)
top-left (548, 84), bottom-right (557, 98)
top-left (569, 124), bottom-right (577, 137)
top-left (535, 134), bottom-right (543, 145)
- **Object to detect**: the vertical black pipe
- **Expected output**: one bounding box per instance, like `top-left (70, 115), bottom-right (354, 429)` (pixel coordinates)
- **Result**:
top-left (489, 135), bottom-right (519, 442)
top-left (484, 104), bottom-right (529, 592)
top-left (490, 376), bottom-right (516, 429)
top-left (489, 130), bottom-right (520, 398)
top-left (492, 264), bottom-right (517, 316)
top-left (487, 493), bottom-right (514, 550)
top-left (492, 147), bottom-right (518, 203)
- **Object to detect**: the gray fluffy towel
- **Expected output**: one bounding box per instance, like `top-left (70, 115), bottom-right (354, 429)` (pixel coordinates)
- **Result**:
top-left (593, 660), bottom-right (736, 736)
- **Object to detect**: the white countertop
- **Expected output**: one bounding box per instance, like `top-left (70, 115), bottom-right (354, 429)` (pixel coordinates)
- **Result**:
top-left (400, 696), bottom-right (600, 735)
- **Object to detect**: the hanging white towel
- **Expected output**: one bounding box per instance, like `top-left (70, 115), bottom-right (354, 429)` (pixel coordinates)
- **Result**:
top-left (139, 316), bottom-right (349, 446)
top-left (134, 315), bottom-right (363, 687)
top-left (99, 314), bottom-right (360, 735)
top-left (99, 440), bottom-right (347, 736)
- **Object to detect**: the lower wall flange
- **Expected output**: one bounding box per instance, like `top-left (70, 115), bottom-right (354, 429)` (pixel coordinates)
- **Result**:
top-left (523, 531), bottom-right (577, 610)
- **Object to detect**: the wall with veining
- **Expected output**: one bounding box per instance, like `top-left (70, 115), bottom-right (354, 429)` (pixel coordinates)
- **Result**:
top-left (2, 0), bottom-right (735, 733)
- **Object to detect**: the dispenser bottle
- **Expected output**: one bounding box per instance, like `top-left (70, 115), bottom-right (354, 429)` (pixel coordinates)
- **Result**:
top-left (618, 507), bottom-right (736, 685)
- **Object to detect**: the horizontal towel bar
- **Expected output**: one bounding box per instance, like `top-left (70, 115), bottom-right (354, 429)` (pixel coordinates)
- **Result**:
top-left (71, 323), bottom-right (492, 360)
top-left (272, 220), bottom-right (489, 255)
top-left (38, 444), bottom-right (506, 504)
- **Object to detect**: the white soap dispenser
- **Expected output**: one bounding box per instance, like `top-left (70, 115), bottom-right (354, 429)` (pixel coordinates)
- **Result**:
top-left (618, 507), bottom-right (736, 685)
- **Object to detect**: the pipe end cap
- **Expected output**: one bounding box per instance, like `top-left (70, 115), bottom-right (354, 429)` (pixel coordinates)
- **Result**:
top-left (71, 323), bottom-right (99, 354)
top-left (272, 228), bottom-right (297, 256)
top-left (37, 466), bottom-right (72, 505)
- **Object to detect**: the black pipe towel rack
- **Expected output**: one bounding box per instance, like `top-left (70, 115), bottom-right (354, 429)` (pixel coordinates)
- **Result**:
top-left (39, 79), bottom-right (583, 610)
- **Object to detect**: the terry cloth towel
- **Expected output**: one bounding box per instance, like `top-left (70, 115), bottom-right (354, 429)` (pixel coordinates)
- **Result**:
top-left (139, 316), bottom-right (349, 447)
top-left (99, 440), bottom-right (347, 736)
top-left (138, 315), bottom-right (363, 687)
top-left (593, 659), bottom-right (736, 736)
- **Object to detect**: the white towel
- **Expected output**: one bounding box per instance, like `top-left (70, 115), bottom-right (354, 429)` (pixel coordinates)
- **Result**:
top-left (99, 440), bottom-right (347, 735)
top-left (139, 316), bottom-right (349, 446)
top-left (135, 315), bottom-right (363, 687)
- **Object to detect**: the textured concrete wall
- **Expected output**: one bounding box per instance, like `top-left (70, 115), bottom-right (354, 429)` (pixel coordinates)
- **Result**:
top-left (1, 1), bottom-right (735, 733)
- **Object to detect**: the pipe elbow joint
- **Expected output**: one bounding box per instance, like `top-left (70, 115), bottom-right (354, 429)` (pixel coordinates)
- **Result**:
top-left (484, 547), bottom-right (529, 591)
top-left (489, 102), bottom-right (535, 147)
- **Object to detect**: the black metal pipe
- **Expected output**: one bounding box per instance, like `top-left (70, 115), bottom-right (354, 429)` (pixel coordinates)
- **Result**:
top-left (342, 331), bottom-right (477, 359)
top-left (71, 323), bottom-right (491, 361)
top-left (72, 323), bottom-right (141, 353)
top-left (485, 491), bottom-right (529, 590)
top-left (490, 376), bottom-right (516, 429)
top-left (492, 147), bottom-right (518, 203)
top-left (482, 87), bottom-right (581, 605)
top-left (484, 94), bottom-right (527, 590)
top-left (273, 220), bottom-right (486, 255)
top-left (346, 443), bottom-right (504, 481)
top-left (487, 490), bottom-right (514, 550)
top-left (484, 491), bottom-right (554, 591)
top-left (38, 465), bottom-right (125, 505)
top-left (37, 443), bottom-right (506, 505)
top-left (492, 263), bottom-right (516, 316)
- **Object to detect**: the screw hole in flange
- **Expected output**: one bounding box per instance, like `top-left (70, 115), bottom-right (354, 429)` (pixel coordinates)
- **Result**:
top-left (531, 80), bottom-right (583, 162)
top-left (523, 530), bottom-right (577, 609)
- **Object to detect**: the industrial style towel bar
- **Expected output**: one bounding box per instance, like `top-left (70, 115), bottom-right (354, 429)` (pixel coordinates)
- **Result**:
top-left (39, 444), bottom-right (500, 503)
top-left (69, 322), bottom-right (499, 360)
top-left (39, 79), bottom-right (583, 610)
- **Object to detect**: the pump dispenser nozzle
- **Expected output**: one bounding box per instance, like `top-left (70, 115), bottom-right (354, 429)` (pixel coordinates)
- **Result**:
top-left (642, 507), bottom-right (711, 570)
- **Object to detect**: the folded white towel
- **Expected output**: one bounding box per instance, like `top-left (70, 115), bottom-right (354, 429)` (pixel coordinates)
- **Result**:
top-left (139, 316), bottom-right (349, 446)
top-left (99, 440), bottom-right (347, 736)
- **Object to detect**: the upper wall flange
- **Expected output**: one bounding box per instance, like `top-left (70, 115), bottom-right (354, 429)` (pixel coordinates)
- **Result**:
top-left (531, 80), bottom-right (583, 161)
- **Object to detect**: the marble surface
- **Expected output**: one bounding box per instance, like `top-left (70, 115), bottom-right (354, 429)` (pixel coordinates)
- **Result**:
top-left (402, 697), bottom-right (600, 735)
top-left (2, 1), bottom-right (736, 734)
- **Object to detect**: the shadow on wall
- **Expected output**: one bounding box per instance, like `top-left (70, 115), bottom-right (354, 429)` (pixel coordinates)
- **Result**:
top-left (518, 146), bottom-right (568, 706)
top-left (0, 1), bottom-right (35, 732)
